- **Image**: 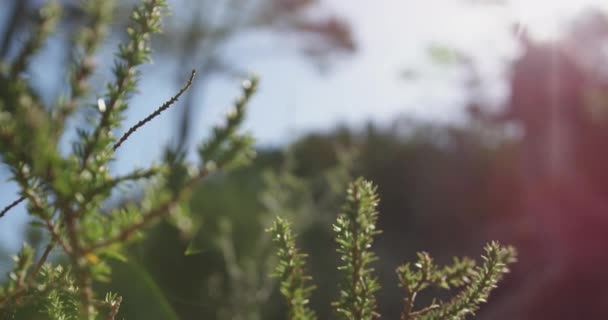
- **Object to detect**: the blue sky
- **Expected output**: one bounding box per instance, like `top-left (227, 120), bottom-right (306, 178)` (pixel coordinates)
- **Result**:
top-left (1, 0), bottom-right (607, 251)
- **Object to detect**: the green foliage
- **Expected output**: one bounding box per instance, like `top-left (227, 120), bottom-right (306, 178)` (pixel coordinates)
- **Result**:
top-left (416, 242), bottom-right (516, 320)
top-left (0, 0), bottom-right (516, 319)
top-left (269, 217), bottom-right (316, 320)
top-left (198, 77), bottom-right (258, 170)
top-left (0, 0), bottom-right (256, 318)
top-left (271, 178), bottom-right (516, 320)
top-left (333, 178), bottom-right (381, 320)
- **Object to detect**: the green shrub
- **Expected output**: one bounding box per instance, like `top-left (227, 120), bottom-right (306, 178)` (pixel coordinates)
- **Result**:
top-left (270, 179), bottom-right (516, 320)
top-left (0, 1), bottom-right (255, 318)
top-left (0, 1), bottom-right (515, 319)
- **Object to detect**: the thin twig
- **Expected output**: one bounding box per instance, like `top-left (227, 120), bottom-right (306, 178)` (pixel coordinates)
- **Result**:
top-left (112, 69), bottom-right (197, 151)
top-left (0, 196), bottom-right (26, 218)
top-left (410, 304), bottom-right (440, 318)
top-left (42, 215), bottom-right (72, 254)
top-left (31, 242), bottom-right (55, 279)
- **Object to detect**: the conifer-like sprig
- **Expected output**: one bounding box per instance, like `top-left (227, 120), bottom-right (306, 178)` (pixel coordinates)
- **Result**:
top-left (38, 265), bottom-right (80, 320)
top-left (0, 244), bottom-right (35, 309)
top-left (198, 76), bottom-right (259, 169)
top-left (418, 242), bottom-right (516, 320)
top-left (79, 0), bottom-right (168, 168)
top-left (269, 217), bottom-right (317, 320)
top-left (105, 292), bottom-right (123, 320)
top-left (84, 74), bottom-right (258, 254)
top-left (271, 179), bottom-right (516, 320)
top-left (333, 178), bottom-right (381, 320)
top-left (0, 0), bottom-right (259, 318)
top-left (397, 253), bottom-right (476, 320)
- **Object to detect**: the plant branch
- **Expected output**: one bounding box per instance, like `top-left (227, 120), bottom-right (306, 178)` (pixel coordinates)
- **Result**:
top-left (113, 69), bottom-right (196, 150)
top-left (42, 214), bottom-right (72, 254)
top-left (31, 242), bottom-right (55, 279)
top-left (84, 166), bottom-right (211, 253)
top-left (0, 241), bottom-right (55, 308)
top-left (79, 0), bottom-right (167, 169)
top-left (107, 296), bottom-right (122, 320)
top-left (0, 195), bottom-right (25, 218)
top-left (82, 167), bottom-right (162, 203)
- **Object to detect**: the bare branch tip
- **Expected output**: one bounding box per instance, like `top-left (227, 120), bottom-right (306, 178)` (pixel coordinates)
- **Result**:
top-left (112, 69), bottom-right (198, 151)
top-left (0, 196), bottom-right (26, 219)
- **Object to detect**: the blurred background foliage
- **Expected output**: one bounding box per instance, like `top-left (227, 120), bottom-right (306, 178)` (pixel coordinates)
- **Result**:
top-left (105, 121), bottom-right (521, 320)
top-left (4, 0), bottom-right (608, 319)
